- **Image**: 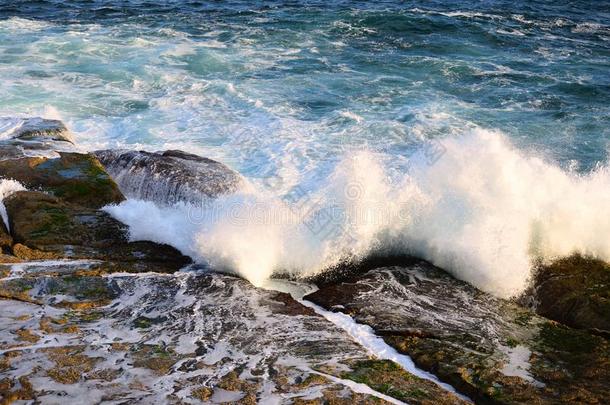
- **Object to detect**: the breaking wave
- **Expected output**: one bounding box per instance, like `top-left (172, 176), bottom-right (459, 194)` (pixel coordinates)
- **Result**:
top-left (105, 129), bottom-right (610, 298)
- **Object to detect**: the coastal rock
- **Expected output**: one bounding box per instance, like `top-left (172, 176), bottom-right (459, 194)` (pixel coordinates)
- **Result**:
top-left (525, 255), bottom-right (610, 334)
top-left (94, 149), bottom-right (242, 205)
top-left (305, 263), bottom-right (610, 404)
top-left (0, 269), bottom-right (467, 404)
top-left (0, 152), bottom-right (124, 209)
top-left (0, 117), bottom-right (76, 160)
top-left (4, 191), bottom-right (190, 273)
top-left (0, 117), bottom-right (73, 144)
top-left (0, 118), bottom-right (192, 273)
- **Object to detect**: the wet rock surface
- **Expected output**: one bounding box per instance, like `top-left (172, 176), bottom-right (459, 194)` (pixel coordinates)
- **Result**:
top-left (305, 263), bottom-right (610, 404)
top-left (94, 149), bottom-right (242, 205)
top-left (0, 152), bottom-right (124, 209)
top-left (524, 255), bottom-right (610, 334)
top-left (0, 117), bottom-right (75, 160)
top-left (3, 190), bottom-right (190, 273)
top-left (0, 264), bottom-right (466, 404)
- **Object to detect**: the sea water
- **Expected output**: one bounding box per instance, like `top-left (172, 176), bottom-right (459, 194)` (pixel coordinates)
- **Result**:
top-left (1, 1), bottom-right (609, 297)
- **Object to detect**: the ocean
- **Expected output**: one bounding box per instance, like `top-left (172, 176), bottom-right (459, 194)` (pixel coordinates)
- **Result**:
top-left (1, 0), bottom-right (609, 298)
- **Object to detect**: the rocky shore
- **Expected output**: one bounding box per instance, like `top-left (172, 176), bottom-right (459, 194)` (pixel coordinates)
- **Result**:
top-left (0, 118), bottom-right (608, 404)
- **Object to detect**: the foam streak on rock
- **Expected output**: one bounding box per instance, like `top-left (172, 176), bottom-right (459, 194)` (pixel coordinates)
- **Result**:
top-left (95, 149), bottom-right (242, 206)
top-left (0, 179), bottom-right (25, 232)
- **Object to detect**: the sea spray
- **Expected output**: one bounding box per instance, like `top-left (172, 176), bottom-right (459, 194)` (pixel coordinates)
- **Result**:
top-left (105, 129), bottom-right (610, 298)
top-left (0, 179), bottom-right (25, 232)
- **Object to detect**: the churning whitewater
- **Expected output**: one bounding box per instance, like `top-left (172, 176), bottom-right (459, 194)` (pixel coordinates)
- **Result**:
top-left (105, 128), bottom-right (610, 298)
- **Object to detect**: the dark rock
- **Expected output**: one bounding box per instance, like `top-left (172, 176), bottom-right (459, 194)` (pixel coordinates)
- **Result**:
top-left (305, 263), bottom-right (610, 404)
top-left (524, 254), bottom-right (610, 334)
top-left (306, 253), bottom-right (422, 287)
top-left (0, 153), bottom-right (124, 209)
top-left (266, 292), bottom-right (319, 317)
top-left (94, 149), bottom-right (242, 205)
top-left (4, 191), bottom-right (190, 272)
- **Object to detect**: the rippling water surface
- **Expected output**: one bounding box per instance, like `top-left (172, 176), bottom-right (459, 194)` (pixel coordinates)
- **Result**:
top-left (1, 0), bottom-right (608, 172)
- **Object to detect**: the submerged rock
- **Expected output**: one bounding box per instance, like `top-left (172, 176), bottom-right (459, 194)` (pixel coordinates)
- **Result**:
top-left (0, 152), bottom-right (124, 209)
top-left (524, 254), bottom-right (610, 334)
top-left (94, 149), bottom-right (242, 205)
top-left (0, 117), bottom-right (73, 144)
top-left (305, 263), bottom-right (610, 404)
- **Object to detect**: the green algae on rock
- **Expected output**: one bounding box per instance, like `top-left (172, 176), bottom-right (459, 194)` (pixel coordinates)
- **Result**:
top-left (341, 359), bottom-right (469, 405)
top-left (305, 263), bottom-right (610, 404)
top-left (4, 191), bottom-right (190, 273)
top-left (0, 153), bottom-right (124, 209)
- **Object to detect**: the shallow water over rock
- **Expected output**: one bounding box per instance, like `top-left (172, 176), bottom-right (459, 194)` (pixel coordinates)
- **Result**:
top-left (95, 149), bottom-right (242, 206)
top-left (0, 117), bottom-right (77, 160)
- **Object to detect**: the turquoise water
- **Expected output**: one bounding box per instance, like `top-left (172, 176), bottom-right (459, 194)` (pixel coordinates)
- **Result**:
top-left (0, 1), bottom-right (608, 175)
top-left (1, 1), bottom-right (610, 296)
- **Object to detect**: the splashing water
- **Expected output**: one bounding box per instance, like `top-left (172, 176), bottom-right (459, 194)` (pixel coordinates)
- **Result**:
top-left (106, 129), bottom-right (610, 298)
top-left (0, 179), bottom-right (25, 232)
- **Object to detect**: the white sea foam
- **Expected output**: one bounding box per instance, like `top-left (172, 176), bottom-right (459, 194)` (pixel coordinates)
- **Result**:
top-left (339, 110), bottom-right (364, 123)
top-left (0, 17), bottom-right (53, 32)
top-left (105, 129), bottom-right (610, 298)
top-left (298, 300), bottom-right (470, 401)
top-left (0, 118), bottom-right (22, 140)
top-left (0, 179), bottom-right (26, 232)
top-left (499, 344), bottom-right (539, 384)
